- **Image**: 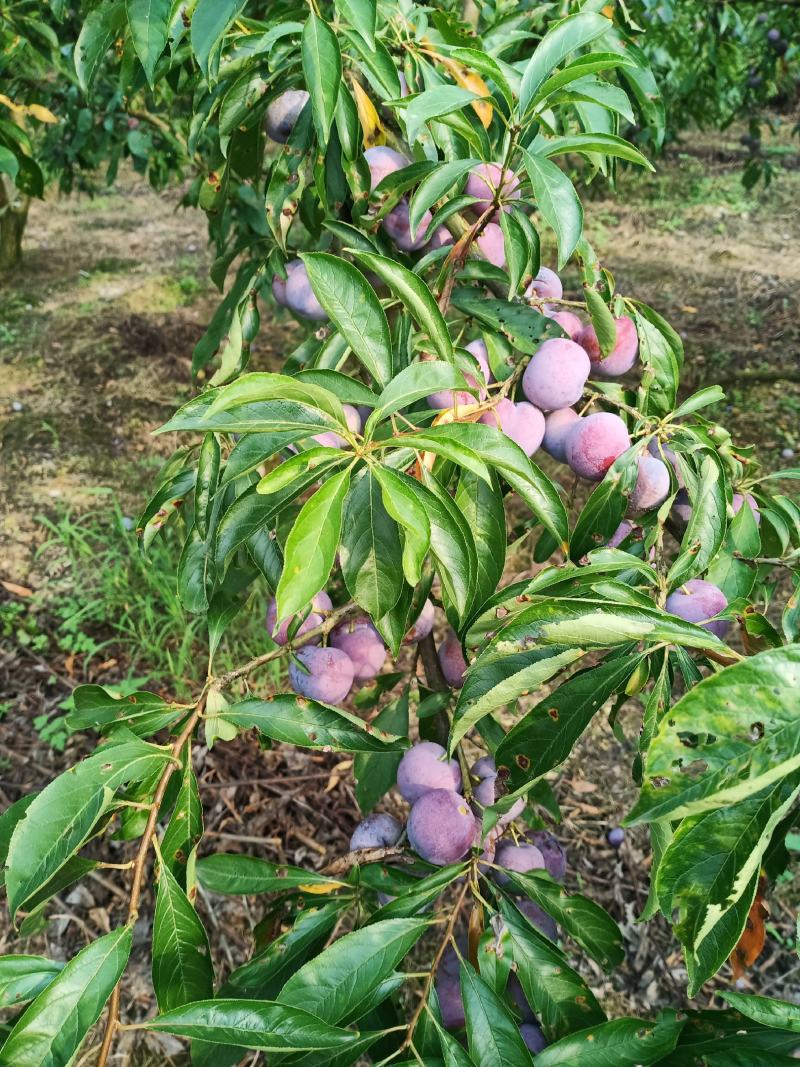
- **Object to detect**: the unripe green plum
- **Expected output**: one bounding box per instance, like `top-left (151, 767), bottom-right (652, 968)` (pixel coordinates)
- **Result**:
top-left (522, 339), bottom-right (591, 411)
top-left (407, 788), bottom-right (477, 866)
top-left (288, 645), bottom-right (354, 704)
top-left (629, 456), bottom-right (671, 514)
top-left (546, 309), bottom-right (583, 340)
top-left (364, 145), bottom-right (410, 190)
top-left (396, 741), bottom-right (461, 803)
top-left (479, 399), bottom-right (545, 457)
top-left (542, 407), bottom-right (580, 462)
top-left (313, 404), bottom-right (361, 449)
top-left (525, 266), bottom-right (563, 301)
top-left (565, 411), bottom-right (630, 481)
top-left (381, 199), bottom-right (432, 251)
top-left (475, 222), bottom-right (506, 267)
top-left (427, 340), bottom-right (490, 410)
top-left (580, 316), bottom-right (639, 378)
top-left (404, 598), bottom-right (435, 643)
top-left (465, 162), bottom-right (520, 214)
top-left (349, 813), bottom-right (403, 851)
top-left (665, 579), bottom-right (729, 639)
top-left (285, 260), bottom-right (327, 321)
top-left (733, 492), bottom-right (761, 526)
top-left (438, 632), bottom-right (468, 688)
top-left (265, 89), bottom-right (309, 143)
top-left (267, 590), bottom-right (332, 646)
top-left (330, 617), bottom-right (387, 682)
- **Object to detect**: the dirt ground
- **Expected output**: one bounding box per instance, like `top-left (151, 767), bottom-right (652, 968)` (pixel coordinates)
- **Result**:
top-left (1, 133), bottom-right (799, 1063)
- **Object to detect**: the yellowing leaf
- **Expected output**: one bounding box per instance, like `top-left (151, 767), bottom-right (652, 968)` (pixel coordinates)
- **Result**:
top-left (351, 80), bottom-right (385, 148)
top-left (298, 881), bottom-right (346, 894)
top-left (0, 94), bottom-right (58, 124)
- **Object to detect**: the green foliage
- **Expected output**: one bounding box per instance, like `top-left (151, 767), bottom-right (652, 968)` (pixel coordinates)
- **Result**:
top-left (1, 2), bottom-right (800, 1066)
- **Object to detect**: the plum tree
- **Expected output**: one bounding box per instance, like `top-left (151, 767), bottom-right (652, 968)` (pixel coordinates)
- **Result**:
top-left (522, 338), bottom-right (591, 411)
top-left (288, 645), bottom-right (354, 704)
top-left (566, 411), bottom-right (631, 480)
top-left (265, 89), bottom-right (310, 143)
top-left (665, 579), bottom-right (729, 638)
top-left (542, 407), bottom-right (581, 462)
top-left (396, 741), bottom-right (461, 803)
top-left (580, 315), bottom-right (639, 378)
top-left (407, 789), bottom-right (477, 866)
top-left (330, 618), bottom-right (387, 682)
top-left (266, 590), bottom-right (332, 645)
top-left (629, 455), bottom-right (671, 513)
top-left (350, 812), bottom-right (403, 851)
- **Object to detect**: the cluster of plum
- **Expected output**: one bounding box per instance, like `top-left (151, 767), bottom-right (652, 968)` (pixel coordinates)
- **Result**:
top-left (348, 741), bottom-right (566, 1051)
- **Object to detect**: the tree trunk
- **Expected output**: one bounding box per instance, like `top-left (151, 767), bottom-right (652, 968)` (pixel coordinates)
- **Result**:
top-left (0, 176), bottom-right (30, 272)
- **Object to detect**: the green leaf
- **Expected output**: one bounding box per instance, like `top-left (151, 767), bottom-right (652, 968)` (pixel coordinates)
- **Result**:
top-left (6, 738), bottom-right (170, 917)
top-left (570, 446), bottom-right (639, 561)
top-left (278, 917), bottom-right (429, 1024)
top-left (456, 469), bottom-right (506, 614)
top-left (404, 86), bottom-right (480, 144)
top-left (66, 684), bottom-right (184, 737)
top-left (533, 1012), bottom-right (685, 1065)
top-left (721, 992), bottom-right (800, 1034)
top-left (353, 690), bottom-right (410, 813)
top-left (630, 646), bottom-right (800, 824)
top-left (153, 864), bottom-right (214, 1012)
top-left (460, 962), bottom-right (534, 1066)
top-left (0, 926), bottom-right (131, 1067)
top-left (373, 467), bottom-right (431, 587)
top-left (161, 762), bottom-right (203, 887)
top-left (75, 0), bottom-right (124, 91)
top-left (302, 13), bottom-right (342, 147)
top-left (257, 447), bottom-right (345, 496)
top-left (531, 52), bottom-right (636, 106)
top-left (519, 12), bottom-right (612, 113)
top-left (0, 956), bottom-right (63, 1009)
top-left (197, 853), bottom-right (346, 896)
top-left (190, 0), bottom-right (246, 78)
top-left (500, 900), bottom-right (605, 1041)
top-left (408, 159), bottom-right (478, 240)
top-left (204, 372), bottom-right (345, 426)
top-left (371, 864), bottom-right (467, 922)
top-left (667, 452), bottom-right (727, 589)
top-left (537, 132), bottom-right (652, 170)
top-left (499, 208), bottom-right (530, 299)
top-left (126, 0), bottom-right (170, 85)
top-left (275, 468), bottom-right (350, 625)
top-left (501, 870), bottom-right (624, 971)
top-left (195, 433), bottom-right (221, 539)
top-left (225, 694), bottom-right (410, 752)
top-left (340, 470), bottom-right (405, 619)
top-left (365, 359), bottom-right (471, 430)
top-left (147, 999), bottom-right (360, 1051)
top-left (0, 796), bottom-right (36, 889)
top-left (450, 47), bottom-right (518, 105)
top-left (301, 253), bottom-right (392, 386)
top-left (583, 286), bottom-right (617, 359)
top-left (449, 290), bottom-right (561, 355)
top-left (222, 902), bottom-right (345, 999)
top-left (335, 0), bottom-right (375, 48)
top-left (0, 146), bottom-right (19, 182)
top-left (521, 148), bottom-right (583, 268)
top-left (350, 251), bottom-right (454, 363)
top-left (634, 305), bottom-right (681, 417)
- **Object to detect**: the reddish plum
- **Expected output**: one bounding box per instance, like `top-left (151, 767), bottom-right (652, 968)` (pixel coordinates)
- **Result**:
top-left (581, 316), bottom-right (639, 378)
top-left (525, 266), bottom-right (563, 301)
top-left (427, 341), bottom-right (489, 410)
top-left (465, 163), bottom-right (520, 214)
top-left (494, 840), bottom-right (545, 887)
top-left (629, 456), bottom-right (671, 514)
top-left (285, 260), bottom-right (327, 321)
top-left (665, 579), bottom-right (729, 639)
top-left (313, 404), bottom-right (361, 449)
top-left (546, 309), bottom-right (583, 340)
top-left (404, 598), bottom-right (435, 643)
top-left (480, 399), bottom-right (545, 457)
top-left (521, 338), bottom-right (591, 411)
top-left (565, 411), bottom-right (630, 481)
top-left (733, 492), bottom-right (761, 526)
top-left (475, 222), bottom-right (506, 268)
top-left (438, 632), bottom-right (468, 688)
top-left (542, 408), bottom-right (580, 462)
top-left (381, 199), bottom-right (432, 251)
top-left (364, 145), bottom-right (410, 190)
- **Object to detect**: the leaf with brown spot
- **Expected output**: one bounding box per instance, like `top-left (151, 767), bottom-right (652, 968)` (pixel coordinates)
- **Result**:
top-left (730, 876), bottom-right (768, 981)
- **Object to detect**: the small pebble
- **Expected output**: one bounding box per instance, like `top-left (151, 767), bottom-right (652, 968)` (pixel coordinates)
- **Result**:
top-left (11, 401), bottom-right (22, 412)
top-left (781, 447), bottom-right (795, 459)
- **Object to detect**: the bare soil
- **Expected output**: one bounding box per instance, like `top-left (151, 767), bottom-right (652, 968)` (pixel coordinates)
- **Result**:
top-left (1, 136), bottom-right (799, 1063)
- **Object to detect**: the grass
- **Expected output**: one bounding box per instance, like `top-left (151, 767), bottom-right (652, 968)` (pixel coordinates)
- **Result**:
top-left (7, 492), bottom-right (282, 741)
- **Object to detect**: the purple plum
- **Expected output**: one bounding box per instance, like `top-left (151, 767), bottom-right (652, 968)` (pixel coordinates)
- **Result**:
top-left (581, 315), bottom-right (639, 378)
top-left (546, 309), bottom-right (583, 340)
top-left (330, 617), bottom-right (387, 682)
top-left (427, 341), bottom-right (490, 409)
top-left (288, 645), bottom-right (354, 704)
top-left (494, 840), bottom-right (545, 887)
top-left (673, 488), bottom-right (693, 524)
top-left (313, 404), bottom-right (362, 449)
top-left (471, 755), bottom-right (497, 779)
top-left (437, 945), bottom-right (465, 1029)
top-left (542, 408), bottom-right (580, 463)
top-left (266, 590), bottom-right (332, 646)
top-left (438, 632), bottom-right (468, 688)
top-left (565, 411), bottom-right (630, 481)
top-left (480, 399), bottom-right (545, 457)
top-left (521, 338), bottom-right (591, 411)
top-left (465, 163), bottom-right (520, 214)
top-left (525, 266), bottom-right (563, 301)
top-left (526, 830), bottom-right (566, 882)
top-left (665, 579), bottom-right (729, 639)
top-left (284, 260), bottom-right (327, 321)
top-left (271, 259), bottom-right (304, 307)
top-left (396, 741), bottom-right (461, 803)
top-left (517, 899), bottom-right (558, 942)
top-left (428, 226), bottom-right (453, 250)
top-left (407, 789), bottom-right (477, 866)
top-left (381, 199), bottom-right (432, 251)
top-left (364, 145), bottom-right (410, 190)
top-left (265, 89), bottom-right (309, 143)
top-left (607, 826), bottom-right (625, 848)
top-left (475, 222), bottom-right (506, 268)
top-left (608, 520), bottom-right (634, 549)
top-left (404, 599), bottom-right (435, 643)
top-left (350, 813), bottom-right (403, 851)
top-left (520, 1023), bottom-right (547, 1053)
top-left (648, 438), bottom-right (685, 488)
top-left (629, 456), bottom-right (671, 514)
